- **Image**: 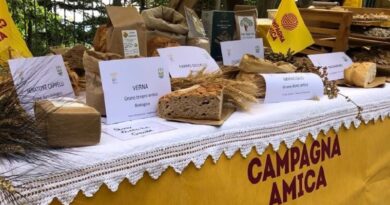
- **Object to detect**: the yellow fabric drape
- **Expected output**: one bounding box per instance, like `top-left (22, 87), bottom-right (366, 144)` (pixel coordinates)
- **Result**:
top-left (51, 118), bottom-right (390, 205)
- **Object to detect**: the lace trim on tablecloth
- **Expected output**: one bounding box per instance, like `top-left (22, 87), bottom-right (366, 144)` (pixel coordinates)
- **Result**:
top-left (6, 100), bottom-right (390, 205)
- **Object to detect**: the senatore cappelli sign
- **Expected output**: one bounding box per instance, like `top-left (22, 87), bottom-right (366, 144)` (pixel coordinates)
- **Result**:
top-left (247, 135), bottom-right (341, 205)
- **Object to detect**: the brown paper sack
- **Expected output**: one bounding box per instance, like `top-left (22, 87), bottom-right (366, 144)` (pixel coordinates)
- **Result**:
top-left (93, 25), bottom-right (108, 53)
top-left (142, 6), bottom-right (189, 50)
top-left (35, 100), bottom-right (101, 147)
top-left (83, 50), bottom-right (122, 115)
top-left (106, 6), bottom-right (147, 57)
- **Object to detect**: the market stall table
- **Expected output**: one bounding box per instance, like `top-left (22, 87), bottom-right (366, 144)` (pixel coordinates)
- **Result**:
top-left (1, 85), bottom-right (390, 205)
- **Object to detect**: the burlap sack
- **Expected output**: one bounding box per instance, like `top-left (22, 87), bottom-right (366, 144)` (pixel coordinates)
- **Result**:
top-left (83, 50), bottom-right (122, 115)
top-left (106, 6), bottom-right (147, 57)
top-left (142, 6), bottom-right (188, 35)
top-left (147, 30), bottom-right (187, 46)
top-left (168, 0), bottom-right (199, 16)
top-left (142, 6), bottom-right (189, 51)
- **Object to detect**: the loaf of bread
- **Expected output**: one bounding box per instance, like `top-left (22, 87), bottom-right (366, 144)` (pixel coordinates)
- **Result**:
top-left (344, 62), bottom-right (376, 87)
top-left (158, 84), bottom-right (224, 120)
top-left (239, 54), bottom-right (296, 73)
top-left (35, 100), bottom-right (101, 147)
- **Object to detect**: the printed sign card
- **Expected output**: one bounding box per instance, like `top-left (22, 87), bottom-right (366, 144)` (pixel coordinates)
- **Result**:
top-left (221, 38), bottom-right (264, 66)
top-left (122, 30), bottom-right (140, 57)
top-left (157, 46), bottom-right (220, 78)
top-left (8, 55), bottom-right (75, 114)
top-left (308, 52), bottom-right (353, 81)
top-left (262, 73), bottom-right (324, 103)
top-left (99, 57), bottom-right (171, 124)
top-left (237, 16), bottom-right (256, 40)
top-left (103, 120), bottom-right (176, 141)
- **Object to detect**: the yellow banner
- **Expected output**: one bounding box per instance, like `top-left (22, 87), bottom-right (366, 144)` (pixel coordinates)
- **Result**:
top-left (52, 119), bottom-right (390, 205)
top-left (266, 0), bottom-right (314, 55)
top-left (0, 0), bottom-right (32, 61)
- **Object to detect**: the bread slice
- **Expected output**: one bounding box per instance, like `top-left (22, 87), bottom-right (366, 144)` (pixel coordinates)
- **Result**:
top-left (158, 84), bottom-right (224, 120)
top-left (344, 62), bottom-right (376, 87)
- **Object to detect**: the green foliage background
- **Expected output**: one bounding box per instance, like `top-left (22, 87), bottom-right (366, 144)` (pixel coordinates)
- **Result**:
top-left (6, 0), bottom-right (294, 56)
top-left (6, 0), bottom-right (195, 56)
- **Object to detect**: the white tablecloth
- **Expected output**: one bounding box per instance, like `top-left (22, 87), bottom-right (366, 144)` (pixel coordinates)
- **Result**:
top-left (2, 85), bottom-right (390, 205)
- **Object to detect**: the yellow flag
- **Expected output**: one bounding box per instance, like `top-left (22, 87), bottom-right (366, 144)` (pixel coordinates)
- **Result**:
top-left (0, 0), bottom-right (32, 62)
top-left (266, 0), bottom-right (314, 55)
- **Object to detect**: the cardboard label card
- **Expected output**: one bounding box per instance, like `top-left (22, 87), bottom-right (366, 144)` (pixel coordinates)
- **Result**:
top-left (157, 46), bottom-right (220, 78)
top-left (308, 52), bottom-right (353, 81)
top-left (122, 30), bottom-right (140, 57)
top-left (99, 57), bottom-right (171, 124)
top-left (262, 73), bottom-right (324, 104)
top-left (103, 120), bottom-right (176, 141)
top-left (221, 38), bottom-right (264, 66)
top-left (237, 16), bottom-right (256, 40)
top-left (8, 55), bottom-right (75, 114)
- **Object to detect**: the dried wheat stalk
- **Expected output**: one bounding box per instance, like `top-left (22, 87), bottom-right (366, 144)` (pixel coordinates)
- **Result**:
top-left (171, 69), bottom-right (258, 110)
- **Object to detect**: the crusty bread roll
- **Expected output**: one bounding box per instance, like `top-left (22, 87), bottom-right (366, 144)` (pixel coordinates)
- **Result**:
top-left (158, 84), bottom-right (224, 120)
top-left (344, 62), bottom-right (376, 87)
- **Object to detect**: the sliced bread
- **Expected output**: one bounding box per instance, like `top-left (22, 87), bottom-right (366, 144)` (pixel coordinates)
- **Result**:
top-left (158, 84), bottom-right (224, 120)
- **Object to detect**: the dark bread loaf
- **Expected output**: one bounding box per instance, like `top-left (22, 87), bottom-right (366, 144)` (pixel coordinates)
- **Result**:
top-left (158, 84), bottom-right (224, 120)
